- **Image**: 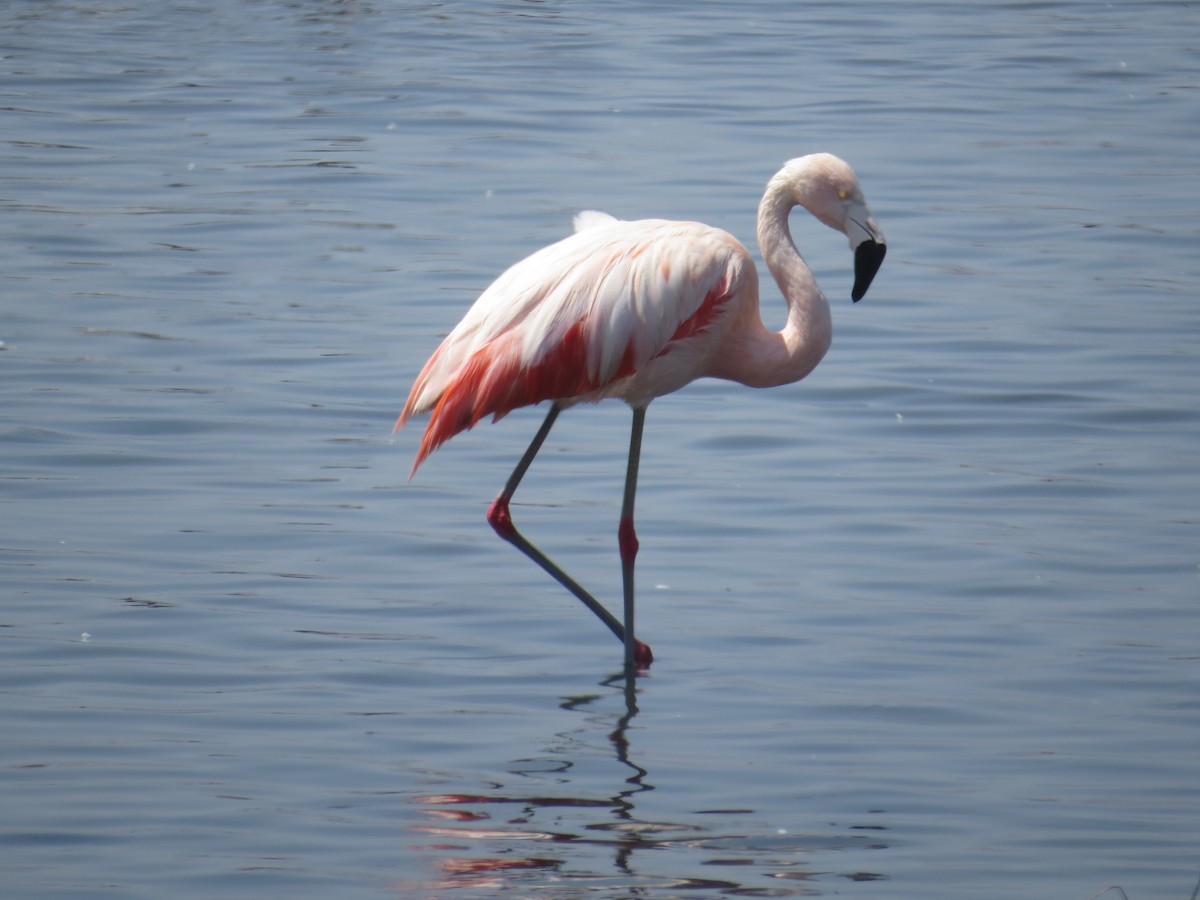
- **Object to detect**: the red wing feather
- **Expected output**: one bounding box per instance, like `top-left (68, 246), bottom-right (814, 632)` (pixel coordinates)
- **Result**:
top-left (409, 320), bottom-right (640, 473)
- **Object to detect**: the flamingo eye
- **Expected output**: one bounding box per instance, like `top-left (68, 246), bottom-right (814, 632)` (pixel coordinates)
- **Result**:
top-left (836, 187), bottom-right (850, 201)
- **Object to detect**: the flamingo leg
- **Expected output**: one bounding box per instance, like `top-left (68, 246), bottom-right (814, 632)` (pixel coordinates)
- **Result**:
top-left (619, 407), bottom-right (646, 671)
top-left (485, 404), bottom-right (653, 668)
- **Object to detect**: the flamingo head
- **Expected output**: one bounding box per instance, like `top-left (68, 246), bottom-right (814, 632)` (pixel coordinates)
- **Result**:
top-left (783, 153), bottom-right (888, 301)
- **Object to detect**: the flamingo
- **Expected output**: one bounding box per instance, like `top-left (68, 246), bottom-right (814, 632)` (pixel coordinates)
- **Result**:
top-left (397, 153), bottom-right (886, 672)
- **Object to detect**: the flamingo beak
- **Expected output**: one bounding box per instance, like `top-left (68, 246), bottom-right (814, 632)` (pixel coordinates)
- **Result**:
top-left (846, 204), bottom-right (886, 302)
top-left (852, 239), bottom-right (887, 302)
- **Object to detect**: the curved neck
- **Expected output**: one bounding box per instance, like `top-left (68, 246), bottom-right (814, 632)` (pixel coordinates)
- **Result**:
top-left (710, 177), bottom-right (832, 388)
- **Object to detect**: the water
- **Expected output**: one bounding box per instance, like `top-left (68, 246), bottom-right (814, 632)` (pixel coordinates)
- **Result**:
top-left (2, 1), bottom-right (1198, 897)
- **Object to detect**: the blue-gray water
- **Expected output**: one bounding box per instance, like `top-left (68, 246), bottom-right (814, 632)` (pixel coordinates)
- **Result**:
top-left (2, 2), bottom-right (1198, 897)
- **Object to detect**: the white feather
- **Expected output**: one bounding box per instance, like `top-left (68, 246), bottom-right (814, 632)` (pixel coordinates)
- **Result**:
top-left (573, 209), bottom-right (620, 232)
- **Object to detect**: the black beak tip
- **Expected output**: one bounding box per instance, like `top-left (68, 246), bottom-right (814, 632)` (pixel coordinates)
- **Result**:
top-left (852, 240), bottom-right (887, 302)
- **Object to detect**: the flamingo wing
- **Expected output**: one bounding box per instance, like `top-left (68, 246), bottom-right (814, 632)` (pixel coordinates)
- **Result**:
top-left (400, 217), bottom-right (751, 471)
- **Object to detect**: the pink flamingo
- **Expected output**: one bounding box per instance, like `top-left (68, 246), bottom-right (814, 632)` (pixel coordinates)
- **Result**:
top-left (398, 153), bottom-right (886, 671)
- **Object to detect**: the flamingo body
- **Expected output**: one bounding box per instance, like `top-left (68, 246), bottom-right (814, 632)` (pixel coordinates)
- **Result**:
top-left (398, 153), bottom-right (887, 671)
top-left (399, 216), bottom-right (754, 472)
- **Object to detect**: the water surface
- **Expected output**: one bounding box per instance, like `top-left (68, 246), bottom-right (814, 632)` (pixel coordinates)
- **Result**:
top-left (2, 1), bottom-right (1198, 897)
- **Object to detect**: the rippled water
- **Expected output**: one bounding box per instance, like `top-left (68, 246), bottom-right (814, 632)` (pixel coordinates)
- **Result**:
top-left (3, 1), bottom-right (1199, 897)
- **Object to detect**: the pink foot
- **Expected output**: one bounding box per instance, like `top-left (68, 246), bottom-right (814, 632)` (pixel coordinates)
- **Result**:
top-left (634, 640), bottom-right (654, 669)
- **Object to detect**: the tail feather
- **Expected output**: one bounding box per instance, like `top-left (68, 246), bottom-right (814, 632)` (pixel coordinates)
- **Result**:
top-left (408, 338), bottom-right (521, 475)
top-left (401, 320), bottom-right (636, 477)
